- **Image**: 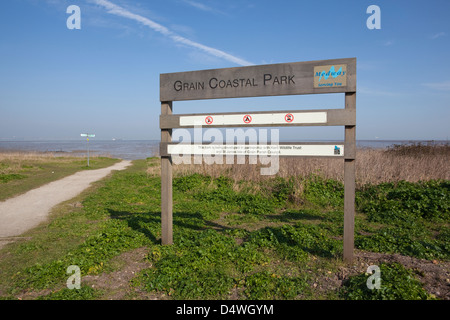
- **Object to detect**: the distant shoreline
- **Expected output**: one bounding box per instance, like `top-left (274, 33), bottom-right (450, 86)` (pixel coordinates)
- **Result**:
top-left (0, 140), bottom-right (447, 160)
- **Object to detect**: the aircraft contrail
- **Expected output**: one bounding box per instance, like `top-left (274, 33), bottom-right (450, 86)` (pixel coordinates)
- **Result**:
top-left (91, 0), bottom-right (253, 66)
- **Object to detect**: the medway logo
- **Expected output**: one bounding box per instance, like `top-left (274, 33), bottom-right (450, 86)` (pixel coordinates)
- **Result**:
top-left (334, 145), bottom-right (341, 155)
top-left (317, 66), bottom-right (345, 81)
top-left (314, 64), bottom-right (347, 88)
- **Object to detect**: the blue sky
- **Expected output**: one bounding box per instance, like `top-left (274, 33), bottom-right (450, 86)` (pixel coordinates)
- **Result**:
top-left (0, 0), bottom-right (449, 141)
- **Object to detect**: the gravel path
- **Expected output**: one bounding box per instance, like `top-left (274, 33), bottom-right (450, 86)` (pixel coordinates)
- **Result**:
top-left (0, 160), bottom-right (132, 248)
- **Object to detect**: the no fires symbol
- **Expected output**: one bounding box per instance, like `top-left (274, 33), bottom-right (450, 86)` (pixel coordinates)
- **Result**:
top-left (285, 113), bottom-right (294, 123)
top-left (243, 115), bottom-right (252, 124)
top-left (205, 116), bottom-right (213, 125)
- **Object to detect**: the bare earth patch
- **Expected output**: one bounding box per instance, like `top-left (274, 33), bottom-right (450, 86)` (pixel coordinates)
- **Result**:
top-left (82, 247), bottom-right (165, 300)
top-left (314, 250), bottom-right (450, 300)
top-left (85, 248), bottom-right (449, 300)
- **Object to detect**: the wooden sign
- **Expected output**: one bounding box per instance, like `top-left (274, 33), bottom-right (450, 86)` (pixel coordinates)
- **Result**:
top-left (160, 58), bottom-right (356, 101)
top-left (160, 58), bottom-right (356, 263)
top-left (160, 109), bottom-right (355, 128)
top-left (161, 143), bottom-right (344, 157)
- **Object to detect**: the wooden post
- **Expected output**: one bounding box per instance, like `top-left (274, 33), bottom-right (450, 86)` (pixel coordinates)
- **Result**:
top-left (161, 101), bottom-right (173, 245)
top-left (159, 58), bottom-right (357, 260)
top-left (343, 92), bottom-right (356, 262)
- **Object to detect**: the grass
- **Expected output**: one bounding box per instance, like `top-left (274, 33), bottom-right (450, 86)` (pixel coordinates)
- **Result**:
top-left (169, 143), bottom-right (449, 187)
top-left (0, 151), bottom-right (447, 300)
top-left (0, 152), bottom-right (120, 201)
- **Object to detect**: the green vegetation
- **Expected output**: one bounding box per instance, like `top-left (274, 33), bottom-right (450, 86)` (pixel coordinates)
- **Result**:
top-left (356, 180), bottom-right (449, 260)
top-left (0, 154), bottom-right (119, 201)
top-left (0, 173), bottom-right (26, 183)
top-left (37, 286), bottom-right (101, 300)
top-left (340, 263), bottom-right (435, 300)
top-left (358, 180), bottom-right (449, 223)
top-left (0, 158), bottom-right (447, 300)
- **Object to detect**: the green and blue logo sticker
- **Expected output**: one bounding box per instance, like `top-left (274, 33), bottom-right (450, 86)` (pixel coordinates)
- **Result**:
top-left (314, 64), bottom-right (347, 88)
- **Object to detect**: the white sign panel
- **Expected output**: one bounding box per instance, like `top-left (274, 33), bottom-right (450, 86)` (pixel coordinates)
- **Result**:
top-left (167, 144), bottom-right (344, 157)
top-left (179, 112), bottom-right (327, 126)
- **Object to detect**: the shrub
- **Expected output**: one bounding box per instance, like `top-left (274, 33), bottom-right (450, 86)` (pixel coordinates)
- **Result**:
top-left (270, 177), bottom-right (296, 204)
top-left (236, 193), bottom-right (275, 215)
top-left (358, 180), bottom-right (449, 223)
top-left (173, 173), bottom-right (211, 192)
top-left (304, 175), bottom-right (344, 208)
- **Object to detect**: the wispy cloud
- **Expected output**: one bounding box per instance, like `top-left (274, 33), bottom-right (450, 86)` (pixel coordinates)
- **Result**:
top-left (430, 32), bottom-right (446, 40)
top-left (422, 81), bottom-right (450, 91)
top-left (383, 40), bottom-right (394, 46)
top-left (358, 86), bottom-right (399, 97)
top-left (90, 0), bottom-right (252, 66)
top-left (181, 0), bottom-right (228, 16)
top-left (182, 0), bottom-right (215, 13)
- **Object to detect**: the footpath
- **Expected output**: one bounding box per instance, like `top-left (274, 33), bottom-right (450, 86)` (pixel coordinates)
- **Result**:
top-left (0, 160), bottom-right (132, 249)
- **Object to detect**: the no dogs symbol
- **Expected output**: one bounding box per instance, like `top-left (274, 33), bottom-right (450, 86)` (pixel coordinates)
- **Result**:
top-left (243, 115), bottom-right (252, 124)
top-left (285, 113), bottom-right (294, 123)
top-left (205, 116), bottom-right (213, 125)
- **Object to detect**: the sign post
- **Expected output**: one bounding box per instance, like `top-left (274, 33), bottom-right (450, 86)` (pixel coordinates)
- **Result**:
top-left (80, 133), bottom-right (95, 167)
top-left (159, 58), bottom-right (356, 262)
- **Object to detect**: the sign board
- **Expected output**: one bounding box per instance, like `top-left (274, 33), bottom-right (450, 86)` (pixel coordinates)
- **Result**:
top-left (159, 58), bottom-right (356, 262)
top-left (80, 133), bottom-right (95, 167)
top-left (160, 58), bottom-right (355, 101)
top-left (160, 109), bottom-right (355, 128)
top-left (165, 144), bottom-right (344, 157)
top-left (178, 112), bottom-right (327, 126)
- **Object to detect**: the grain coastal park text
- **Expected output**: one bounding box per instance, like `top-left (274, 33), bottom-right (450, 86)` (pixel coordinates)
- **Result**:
top-left (173, 74), bottom-right (295, 92)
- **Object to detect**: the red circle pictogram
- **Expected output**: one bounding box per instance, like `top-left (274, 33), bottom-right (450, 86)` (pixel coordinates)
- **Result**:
top-left (285, 113), bottom-right (294, 123)
top-left (243, 115), bottom-right (252, 124)
top-left (205, 116), bottom-right (213, 125)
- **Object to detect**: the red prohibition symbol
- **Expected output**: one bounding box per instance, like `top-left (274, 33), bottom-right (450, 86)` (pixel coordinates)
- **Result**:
top-left (205, 116), bottom-right (213, 125)
top-left (243, 115), bottom-right (252, 124)
top-left (285, 113), bottom-right (294, 123)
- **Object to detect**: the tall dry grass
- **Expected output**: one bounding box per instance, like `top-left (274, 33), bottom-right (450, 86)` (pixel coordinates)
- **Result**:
top-left (0, 151), bottom-right (100, 175)
top-left (150, 143), bottom-right (449, 187)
